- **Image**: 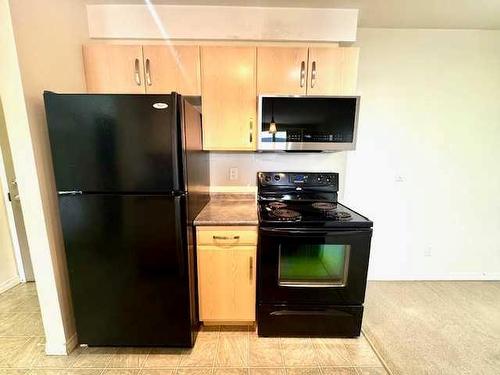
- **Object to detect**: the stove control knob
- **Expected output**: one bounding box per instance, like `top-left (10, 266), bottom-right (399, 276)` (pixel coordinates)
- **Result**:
top-left (273, 174), bottom-right (281, 181)
top-left (317, 175), bottom-right (324, 183)
top-left (264, 175), bottom-right (271, 182)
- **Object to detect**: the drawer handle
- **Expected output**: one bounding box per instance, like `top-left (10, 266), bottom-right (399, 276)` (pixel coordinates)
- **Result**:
top-left (249, 256), bottom-right (253, 281)
top-left (212, 235), bottom-right (240, 240)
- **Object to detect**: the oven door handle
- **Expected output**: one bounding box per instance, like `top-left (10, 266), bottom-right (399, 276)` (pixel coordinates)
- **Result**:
top-left (270, 309), bottom-right (344, 317)
top-left (260, 227), bottom-right (370, 236)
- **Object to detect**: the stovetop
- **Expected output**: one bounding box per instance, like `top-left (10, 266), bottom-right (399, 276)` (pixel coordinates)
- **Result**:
top-left (258, 200), bottom-right (373, 228)
top-left (257, 172), bottom-right (373, 228)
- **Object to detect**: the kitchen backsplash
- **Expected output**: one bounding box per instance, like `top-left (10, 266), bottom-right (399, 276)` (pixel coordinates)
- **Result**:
top-left (209, 152), bottom-right (347, 199)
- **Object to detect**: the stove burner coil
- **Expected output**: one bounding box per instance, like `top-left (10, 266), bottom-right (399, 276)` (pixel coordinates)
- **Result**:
top-left (268, 202), bottom-right (288, 209)
top-left (325, 210), bottom-right (352, 221)
top-left (311, 202), bottom-right (337, 211)
top-left (269, 208), bottom-right (302, 221)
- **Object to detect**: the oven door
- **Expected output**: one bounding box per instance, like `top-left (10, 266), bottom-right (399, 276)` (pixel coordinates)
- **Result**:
top-left (258, 227), bottom-right (372, 305)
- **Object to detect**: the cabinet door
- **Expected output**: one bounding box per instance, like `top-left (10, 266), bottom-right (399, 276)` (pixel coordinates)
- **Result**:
top-left (201, 46), bottom-right (257, 151)
top-left (257, 47), bottom-right (308, 95)
top-left (197, 245), bottom-right (256, 322)
top-left (143, 45), bottom-right (200, 95)
top-left (83, 44), bottom-right (145, 93)
top-left (307, 47), bottom-right (359, 95)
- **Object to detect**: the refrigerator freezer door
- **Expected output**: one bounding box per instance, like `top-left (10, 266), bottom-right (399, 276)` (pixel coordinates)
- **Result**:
top-left (44, 92), bottom-right (183, 193)
top-left (58, 193), bottom-right (196, 346)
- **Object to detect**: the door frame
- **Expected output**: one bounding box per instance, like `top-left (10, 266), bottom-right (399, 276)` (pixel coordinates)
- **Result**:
top-left (0, 143), bottom-right (25, 282)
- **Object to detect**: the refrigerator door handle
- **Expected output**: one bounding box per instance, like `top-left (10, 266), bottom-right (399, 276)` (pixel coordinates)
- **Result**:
top-left (174, 196), bottom-right (185, 277)
top-left (58, 191), bottom-right (83, 196)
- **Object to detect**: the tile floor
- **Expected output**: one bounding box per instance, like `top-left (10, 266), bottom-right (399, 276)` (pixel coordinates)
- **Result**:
top-left (0, 283), bottom-right (387, 375)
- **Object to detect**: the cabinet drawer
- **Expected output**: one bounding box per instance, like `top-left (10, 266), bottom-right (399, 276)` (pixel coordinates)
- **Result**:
top-left (197, 226), bottom-right (257, 246)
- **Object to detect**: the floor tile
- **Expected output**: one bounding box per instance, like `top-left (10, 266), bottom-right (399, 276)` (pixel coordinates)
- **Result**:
top-left (280, 339), bottom-right (317, 367)
top-left (213, 369), bottom-right (248, 375)
top-left (0, 313), bottom-right (44, 336)
top-left (343, 343), bottom-right (381, 367)
top-left (320, 368), bottom-right (357, 375)
top-left (0, 370), bottom-right (30, 375)
top-left (354, 368), bottom-right (387, 375)
top-left (285, 368), bottom-right (320, 375)
top-left (313, 341), bottom-right (351, 367)
top-left (0, 337), bottom-right (31, 367)
top-left (32, 347), bottom-right (83, 369)
top-left (248, 338), bottom-right (283, 367)
top-left (107, 348), bottom-right (149, 368)
top-left (102, 370), bottom-right (140, 375)
top-left (26, 370), bottom-right (102, 375)
top-left (143, 348), bottom-right (185, 368)
top-left (179, 338), bottom-right (218, 367)
top-left (248, 370), bottom-right (285, 375)
top-left (71, 347), bottom-right (118, 368)
top-left (139, 370), bottom-right (175, 375)
top-left (216, 334), bottom-right (248, 367)
top-left (0, 337), bottom-right (44, 368)
top-left (175, 369), bottom-right (212, 375)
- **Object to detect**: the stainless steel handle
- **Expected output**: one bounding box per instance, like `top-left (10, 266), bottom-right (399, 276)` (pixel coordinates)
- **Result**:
top-left (145, 58), bottom-right (152, 86)
top-left (300, 61), bottom-right (306, 88)
top-left (134, 58), bottom-right (141, 86)
top-left (212, 235), bottom-right (240, 240)
top-left (311, 61), bottom-right (317, 88)
top-left (249, 256), bottom-right (253, 281)
top-left (249, 118), bottom-right (253, 143)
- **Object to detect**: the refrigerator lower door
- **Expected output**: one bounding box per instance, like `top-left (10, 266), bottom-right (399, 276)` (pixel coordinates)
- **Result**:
top-left (58, 193), bottom-right (197, 347)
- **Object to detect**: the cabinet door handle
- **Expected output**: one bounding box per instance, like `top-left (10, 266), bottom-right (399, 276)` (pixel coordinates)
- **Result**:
top-left (249, 256), bottom-right (253, 281)
top-left (145, 58), bottom-right (152, 86)
top-left (249, 118), bottom-right (253, 143)
top-left (212, 235), bottom-right (240, 240)
top-left (300, 61), bottom-right (306, 88)
top-left (311, 61), bottom-right (317, 88)
top-left (134, 58), bottom-right (141, 86)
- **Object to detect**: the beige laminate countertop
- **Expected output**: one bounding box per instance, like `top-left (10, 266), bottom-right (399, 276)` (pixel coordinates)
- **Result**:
top-left (194, 194), bottom-right (258, 226)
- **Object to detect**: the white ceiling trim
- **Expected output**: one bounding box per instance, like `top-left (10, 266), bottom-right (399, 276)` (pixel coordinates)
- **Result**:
top-left (86, 4), bottom-right (358, 41)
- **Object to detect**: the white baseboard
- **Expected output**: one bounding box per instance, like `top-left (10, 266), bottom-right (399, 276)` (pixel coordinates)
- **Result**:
top-left (368, 272), bottom-right (500, 281)
top-left (0, 276), bottom-right (20, 294)
top-left (45, 332), bottom-right (78, 355)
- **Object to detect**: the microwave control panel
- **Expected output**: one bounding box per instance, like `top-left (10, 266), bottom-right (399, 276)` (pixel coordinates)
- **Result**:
top-left (287, 131), bottom-right (345, 143)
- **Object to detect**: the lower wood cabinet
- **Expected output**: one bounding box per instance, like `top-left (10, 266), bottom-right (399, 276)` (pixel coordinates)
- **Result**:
top-left (196, 226), bottom-right (257, 323)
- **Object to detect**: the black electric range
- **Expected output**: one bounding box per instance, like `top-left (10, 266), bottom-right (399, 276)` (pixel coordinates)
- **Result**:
top-left (256, 172), bottom-right (373, 338)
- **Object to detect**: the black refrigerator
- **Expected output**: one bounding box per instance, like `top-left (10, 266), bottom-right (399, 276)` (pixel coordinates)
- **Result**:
top-left (43, 92), bottom-right (209, 347)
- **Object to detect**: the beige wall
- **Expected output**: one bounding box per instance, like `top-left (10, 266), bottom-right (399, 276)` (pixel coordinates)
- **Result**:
top-left (345, 28), bottom-right (500, 280)
top-left (209, 152), bottom-right (348, 199)
top-left (1, 0), bottom-right (88, 354)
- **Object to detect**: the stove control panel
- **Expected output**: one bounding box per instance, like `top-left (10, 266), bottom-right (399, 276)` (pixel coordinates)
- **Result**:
top-left (258, 172), bottom-right (339, 189)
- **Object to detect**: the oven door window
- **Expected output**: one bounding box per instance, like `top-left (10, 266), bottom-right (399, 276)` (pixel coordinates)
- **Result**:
top-left (279, 243), bottom-right (350, 287)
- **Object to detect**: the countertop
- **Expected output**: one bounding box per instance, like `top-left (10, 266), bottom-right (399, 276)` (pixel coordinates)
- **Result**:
top-left (194, 193), bottom-right (258, 226)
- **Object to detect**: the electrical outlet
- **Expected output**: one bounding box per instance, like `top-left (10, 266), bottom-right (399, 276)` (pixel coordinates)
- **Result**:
top-left (229, 167), bottom-right (239, 181)
top-left (424, 245), bottom-right (432, 257)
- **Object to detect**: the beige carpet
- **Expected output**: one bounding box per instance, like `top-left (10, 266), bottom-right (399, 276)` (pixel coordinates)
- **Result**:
top-left (362, 281), bottom-right (500, 375)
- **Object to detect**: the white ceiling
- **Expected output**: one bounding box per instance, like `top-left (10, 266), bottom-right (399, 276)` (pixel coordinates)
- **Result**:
top-left (84, 0), bottom-right (500, 30)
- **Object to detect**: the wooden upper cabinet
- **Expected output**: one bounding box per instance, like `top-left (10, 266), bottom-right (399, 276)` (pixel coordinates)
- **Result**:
top-left (142, 45), bottom-right (200, 95)
top-left (307, 47), bottom-right (359, 95)
top-left (257, 47), bottom-right (308, 95)
top-left (201, 46), bottom-right (257, 151)
top-left (83, 44), bottom-right (145, 93)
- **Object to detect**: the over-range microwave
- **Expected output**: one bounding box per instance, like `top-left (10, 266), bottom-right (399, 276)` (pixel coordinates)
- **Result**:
top-left (257, 95), bottom-right (360, 152)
